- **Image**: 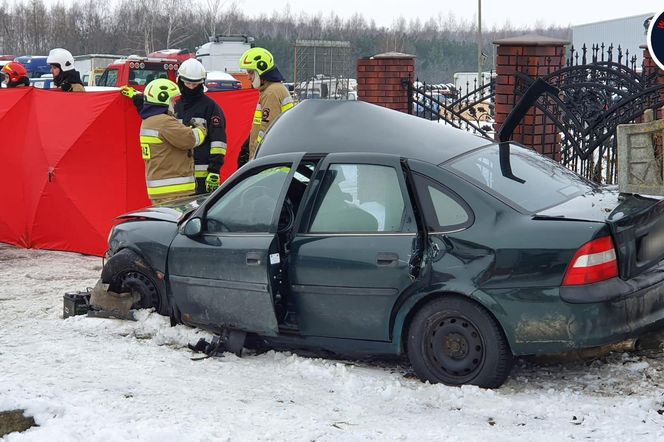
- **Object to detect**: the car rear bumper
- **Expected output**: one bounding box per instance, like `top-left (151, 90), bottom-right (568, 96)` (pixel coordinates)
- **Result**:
top-left (560, 261), bottom-right (664, 303)
top-left (480, 262), bottom-right (664, 356)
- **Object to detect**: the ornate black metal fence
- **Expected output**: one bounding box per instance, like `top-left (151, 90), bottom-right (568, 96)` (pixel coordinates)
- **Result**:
top-left (410, 44), bottom-right (664, 184)
top-left (405, 75), bottom-right (496, 139)
top-left (513, 44), bottom-right (664, 183)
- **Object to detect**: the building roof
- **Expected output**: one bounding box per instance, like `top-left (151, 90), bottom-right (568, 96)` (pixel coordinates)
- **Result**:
top-left (256, 100), bottom-right (492, 164)
top-left (493, 34), bottom-right (570, 46)
top-left (573, 13), bottom-right (652, 29)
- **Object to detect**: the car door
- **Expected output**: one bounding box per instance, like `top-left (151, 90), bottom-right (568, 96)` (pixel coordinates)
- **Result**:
top-left (167, 155), bottom-right (303, 335)
top-left (289, 153), bottom-right (421, 341)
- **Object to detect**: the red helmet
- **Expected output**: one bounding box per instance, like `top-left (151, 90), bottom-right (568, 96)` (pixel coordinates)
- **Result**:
top-left (1, 62), bottom-right (29, 87)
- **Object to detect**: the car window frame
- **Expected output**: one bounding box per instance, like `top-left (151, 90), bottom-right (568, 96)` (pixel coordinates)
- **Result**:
top-left (412, 172), bottom-right (475, 234)
top-left (300, 153), bottom-right (417, 236)
top-left (193, 153), bottom-right (305, 236)
top-left (98, 68), bottom-right (118, 87)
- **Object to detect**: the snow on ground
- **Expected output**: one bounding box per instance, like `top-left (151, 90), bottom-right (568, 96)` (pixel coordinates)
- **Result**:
top-left (1, 243), bottom-right (664, 441)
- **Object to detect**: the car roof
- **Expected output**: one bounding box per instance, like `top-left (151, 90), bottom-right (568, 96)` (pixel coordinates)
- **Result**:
top-left (206, 71), bottom-right (238, 81)
top-left (256, 100), bottom-right (492, 163)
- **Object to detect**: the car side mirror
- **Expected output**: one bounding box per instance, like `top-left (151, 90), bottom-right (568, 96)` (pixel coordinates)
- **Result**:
top-left (180, 217), bottom-right (202, 237)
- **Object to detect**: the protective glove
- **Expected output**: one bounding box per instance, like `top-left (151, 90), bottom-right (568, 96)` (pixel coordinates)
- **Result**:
top-left (205, 173), bottom-right (220, 193)
top-left (121, 85), bottom-right (138, 99)
top-left (189, 117), bottom-right (208, 130)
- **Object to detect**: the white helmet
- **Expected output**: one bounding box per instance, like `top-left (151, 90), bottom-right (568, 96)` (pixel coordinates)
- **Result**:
top-left (47, 48), bottom-right (75, 71)
top-left (177, 59), bottom-right (207, 83)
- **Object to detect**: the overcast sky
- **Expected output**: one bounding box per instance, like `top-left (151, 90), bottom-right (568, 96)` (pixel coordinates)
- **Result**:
top-left (34, 0), bottom-right (658, 29)
top-left (239, 0), bottom-right (657, 28)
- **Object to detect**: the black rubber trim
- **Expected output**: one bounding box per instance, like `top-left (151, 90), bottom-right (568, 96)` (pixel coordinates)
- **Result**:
top-left (291, 284), bottom-right (398, 297)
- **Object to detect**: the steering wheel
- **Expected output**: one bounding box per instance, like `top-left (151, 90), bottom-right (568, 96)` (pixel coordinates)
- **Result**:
top-left (278, 198), bottom-right (295, 233)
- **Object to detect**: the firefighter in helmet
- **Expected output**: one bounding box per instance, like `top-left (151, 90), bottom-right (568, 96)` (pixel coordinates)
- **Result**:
top-left (1, 62), bottom-right (30, 88)
top-left (139, 78), bottom-right (207, 205)
top-left (240, 47), bottom-right (293, 160)
top-left (174, 58), bottom-right (228, 194)
top-left (46, 48), bottom-right (85, 92)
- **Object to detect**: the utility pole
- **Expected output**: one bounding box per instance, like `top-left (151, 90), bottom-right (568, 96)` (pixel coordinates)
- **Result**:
top-left (477, 0), bottom-right (483, 87)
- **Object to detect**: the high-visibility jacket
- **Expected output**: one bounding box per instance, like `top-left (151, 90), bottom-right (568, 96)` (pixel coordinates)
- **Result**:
top-left (174, 92), bottom-right (227, 188)
top-left (249, 81), bottom-right (294, 159)
top-left (140, 114), bottom-right (207, 202)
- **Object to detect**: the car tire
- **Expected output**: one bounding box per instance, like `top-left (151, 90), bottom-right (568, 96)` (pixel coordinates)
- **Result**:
top-left (407, 295), bottom-right (513, 388)
top-left (101, 249), bottom-right (169, 316)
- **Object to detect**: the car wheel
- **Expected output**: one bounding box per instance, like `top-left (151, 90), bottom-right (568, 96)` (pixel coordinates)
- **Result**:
top-left (101, 249), bottom-right (169, 316)
top-left (407, 296), bottom-right (513, 388)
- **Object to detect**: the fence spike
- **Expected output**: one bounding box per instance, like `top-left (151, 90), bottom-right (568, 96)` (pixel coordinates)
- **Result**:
top-left (582, 44), bottom-right (587, 65)
top-left (592, 44), bottom-right (598, 64)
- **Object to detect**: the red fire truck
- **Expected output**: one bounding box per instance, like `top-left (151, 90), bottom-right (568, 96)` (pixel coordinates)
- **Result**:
top-left (96, 55), bottom-right (179, 91)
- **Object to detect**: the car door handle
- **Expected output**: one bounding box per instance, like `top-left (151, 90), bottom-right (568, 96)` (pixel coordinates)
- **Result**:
top-left (376, 252), bottom-right (399, 267)
top-left (246, 252), bottom-right (262, 266)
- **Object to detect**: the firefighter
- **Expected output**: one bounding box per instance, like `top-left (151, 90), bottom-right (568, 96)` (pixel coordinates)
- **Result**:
top-left (175, 58), bottom-right (228, 194)
top-left (240, 47), bottom-right (294, 160)
top-left (46, 48), bottom-right (85, 92)
top-left (138, 78), bottom-right (207, 205)
top-left (0, 62), bottom-right (30, 88)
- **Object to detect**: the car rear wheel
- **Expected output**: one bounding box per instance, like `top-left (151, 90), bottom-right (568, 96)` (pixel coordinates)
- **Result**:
top-left (407, 296), bottom-right (513, 388)
top-left (101, 249), bottom-right (169, 316)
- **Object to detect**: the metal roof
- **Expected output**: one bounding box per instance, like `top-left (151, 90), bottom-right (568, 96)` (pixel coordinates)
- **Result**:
top-left (256, 100), bottom-right (492, 164)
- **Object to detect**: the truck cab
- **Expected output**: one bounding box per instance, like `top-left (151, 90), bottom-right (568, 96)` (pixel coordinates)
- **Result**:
top-left (97, 55), bottom-right (179, 91)
top-left (196, 35), bottom-right (254, 89)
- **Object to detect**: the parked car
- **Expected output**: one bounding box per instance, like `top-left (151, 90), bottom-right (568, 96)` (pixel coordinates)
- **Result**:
top-left (205, 71), bottom-right (242, 91)
top-left (29, 74), bottom-right (55, 89)
top-left (102, 100), bottom-right (664, 388)
top-left (14, 55), bottom-right (50, 78)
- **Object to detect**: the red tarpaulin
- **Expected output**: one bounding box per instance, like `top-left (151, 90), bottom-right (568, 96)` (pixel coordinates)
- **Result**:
top-left (0, 88), bottom-right (258, 256)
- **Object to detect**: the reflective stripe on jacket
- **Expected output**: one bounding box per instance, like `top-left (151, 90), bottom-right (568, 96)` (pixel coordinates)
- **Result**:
top-left (249, 81), bottom-right (293, 159)
top-left (140, 114), bottom-right (206, 201)
top-left (174, 94), bottom-right (228, 183)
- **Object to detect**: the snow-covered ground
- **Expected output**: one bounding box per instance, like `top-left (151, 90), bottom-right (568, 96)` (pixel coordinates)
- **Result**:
top-left (2, 243), bottom-right (664, 441)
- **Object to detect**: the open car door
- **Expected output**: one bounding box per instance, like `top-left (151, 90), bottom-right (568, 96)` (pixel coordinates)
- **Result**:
top-left (167, 154), bottom-right (303, 335)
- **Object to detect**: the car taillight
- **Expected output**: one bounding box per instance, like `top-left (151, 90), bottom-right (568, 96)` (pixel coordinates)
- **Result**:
top-left (562, 236), bottom-right (618, 286)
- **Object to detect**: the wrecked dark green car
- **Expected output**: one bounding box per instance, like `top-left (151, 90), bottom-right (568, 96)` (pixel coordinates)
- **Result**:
top-left (103, 100), bottom-right (664, 388)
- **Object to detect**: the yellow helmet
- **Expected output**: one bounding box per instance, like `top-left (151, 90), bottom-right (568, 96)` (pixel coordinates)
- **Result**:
top-left (240, 47), bottom-right (275, 75)
top-left (144, 78), bottom-right (180, 106)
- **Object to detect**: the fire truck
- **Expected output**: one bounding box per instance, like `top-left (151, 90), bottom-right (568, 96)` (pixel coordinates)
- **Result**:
top-left (96, 55), bottom-right (179, 91)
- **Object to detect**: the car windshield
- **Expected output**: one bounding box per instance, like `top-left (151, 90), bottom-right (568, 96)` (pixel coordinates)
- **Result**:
top-left (445, 143), bottom-right (595, 213)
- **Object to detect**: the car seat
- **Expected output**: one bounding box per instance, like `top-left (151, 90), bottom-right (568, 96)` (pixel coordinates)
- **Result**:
top-left (310, 181), bottom-right (379, 233)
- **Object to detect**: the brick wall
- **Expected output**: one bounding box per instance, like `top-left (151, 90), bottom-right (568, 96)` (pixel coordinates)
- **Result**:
top-left (357, 52), bottom-right (415, 113)
top-left (493, 35), bottom-right (568, 160)
top-left (642, 45), bottom-right (664, 119)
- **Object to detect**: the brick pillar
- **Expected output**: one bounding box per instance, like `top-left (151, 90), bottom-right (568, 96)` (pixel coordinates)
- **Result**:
top-left (357, 52), bottom-right (415, 113)
top-left (641, 44), bottom-right (664, 119)
top-left (493, 34), bottom-right (569, 160)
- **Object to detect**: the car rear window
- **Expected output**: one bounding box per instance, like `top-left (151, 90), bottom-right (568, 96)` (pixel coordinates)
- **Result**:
top-left (446, 144), bottom-right (594, 213)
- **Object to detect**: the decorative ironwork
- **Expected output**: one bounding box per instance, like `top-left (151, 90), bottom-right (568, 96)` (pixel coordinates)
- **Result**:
top-left (406, 75), bottom-right (496, 139)
top-left (512, 43), bottom-right (664, 183)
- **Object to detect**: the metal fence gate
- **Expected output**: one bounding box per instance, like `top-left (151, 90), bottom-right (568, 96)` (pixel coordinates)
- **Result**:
top-left (409, 44), bottom-right (664, 184)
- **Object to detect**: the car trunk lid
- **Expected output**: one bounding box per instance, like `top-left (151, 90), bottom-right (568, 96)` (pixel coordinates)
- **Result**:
top-left (536, 189), bottom-right (664, 279)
